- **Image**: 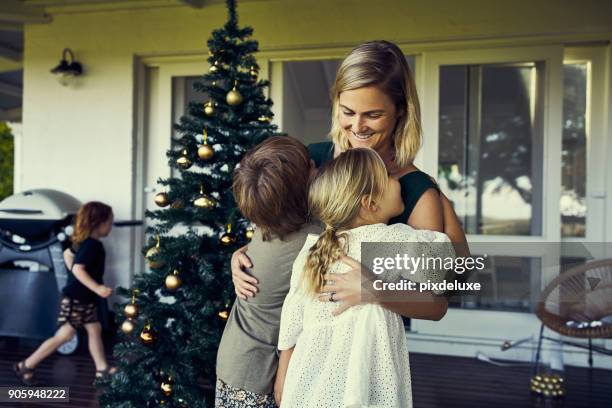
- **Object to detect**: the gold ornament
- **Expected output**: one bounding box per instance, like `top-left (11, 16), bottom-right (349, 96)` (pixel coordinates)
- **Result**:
top-left (124, 290), bottom-right (139, 318)
top-left (226, 81), bottom-right (243, 106)
top-left (204, 101), bottom-right (215, 116)
top-left (220, 224), bottom-right (237, 245)
top-left (145, 240), bottom-right (160, 259)
top-left (194, 184), bottom-right (216, 209)
top-left (249, 66), bottom-right (258, 78)
top-left (121, 319), bottom-right (135, 334)
top-left (530, 373), bottom-right (565, 399)
top-left (171, 199), bottom-right (184, 209)
top-left (245, 228), bottom-right (254, 240)
top-left (161, 377), bottom-right (173, 397)
top-left (209, 61), bottom-right (220, 73)
top-left (165, 269), bottom-right (182, 291)
top-left (198, 144), bottom-right (214, 160)
top-left (146, 235), bottom-right (165, 269)
top-left (124, 303), bottom-right (138, 319)
top-left (140, 322), bottom-right (156, 346)
top-left (154, 192), bottom-right (170, 207)
top-left (197, 129), bottom-right (214, 160)
top-left (258, 115), bottom-right (271, 123)
top-left (176, 149), bottom-right (192, 169)
top-left (218, 303), bottom-right (230, 320)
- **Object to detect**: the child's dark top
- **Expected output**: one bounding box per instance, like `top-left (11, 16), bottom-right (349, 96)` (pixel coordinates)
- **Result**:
top-left (62, 238), bottom-right (106, 303)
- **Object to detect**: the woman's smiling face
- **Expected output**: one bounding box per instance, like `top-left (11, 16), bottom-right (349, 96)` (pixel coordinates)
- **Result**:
top-left (337, 85), bottom-right (398, 152)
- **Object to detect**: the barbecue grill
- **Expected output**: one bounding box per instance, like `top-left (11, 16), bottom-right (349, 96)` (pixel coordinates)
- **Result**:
top-left (0, 189), bottom-right (82, 349)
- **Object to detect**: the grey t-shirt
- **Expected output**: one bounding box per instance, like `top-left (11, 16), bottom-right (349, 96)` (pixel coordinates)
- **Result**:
top-left (216, 223), bottom-right (322, 394)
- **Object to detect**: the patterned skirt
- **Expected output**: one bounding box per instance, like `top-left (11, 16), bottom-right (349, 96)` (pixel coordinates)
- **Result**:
top-left (215, 378), bottom-right (277, 408)
top-left (56, 296), bottom-right (98, 330)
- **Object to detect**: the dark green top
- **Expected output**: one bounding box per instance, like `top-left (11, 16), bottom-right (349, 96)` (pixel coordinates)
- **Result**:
top-left (307, 141), bottom-right (439, 223)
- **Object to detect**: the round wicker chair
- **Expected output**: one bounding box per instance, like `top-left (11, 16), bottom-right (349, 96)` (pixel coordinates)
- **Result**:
top-left (535, 258), bottom-right (612, 367)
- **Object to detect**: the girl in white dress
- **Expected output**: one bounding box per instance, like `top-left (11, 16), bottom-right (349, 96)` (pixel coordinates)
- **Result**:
top-left (275, 148), bottom-right (454, 408)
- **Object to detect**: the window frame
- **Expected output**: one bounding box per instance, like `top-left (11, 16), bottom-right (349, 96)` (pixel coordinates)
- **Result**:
top-left (418, 45), bottom-right (564, 243)
top-left (561, 46), bottom-right (607, 244)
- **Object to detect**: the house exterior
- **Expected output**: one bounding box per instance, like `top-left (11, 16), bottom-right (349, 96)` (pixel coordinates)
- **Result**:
top-left (3, 0), bottom-right (612, 369)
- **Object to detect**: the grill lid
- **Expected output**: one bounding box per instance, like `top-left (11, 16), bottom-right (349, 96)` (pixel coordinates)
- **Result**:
top-left (0, 189), bottom-right (81, 221)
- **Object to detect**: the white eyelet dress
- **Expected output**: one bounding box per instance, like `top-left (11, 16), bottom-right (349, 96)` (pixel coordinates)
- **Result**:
top-left (278, 223), bottom-right (454, 408)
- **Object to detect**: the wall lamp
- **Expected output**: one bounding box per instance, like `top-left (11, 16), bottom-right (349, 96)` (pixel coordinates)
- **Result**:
top-left (51, 48), bottom-right (83, 86)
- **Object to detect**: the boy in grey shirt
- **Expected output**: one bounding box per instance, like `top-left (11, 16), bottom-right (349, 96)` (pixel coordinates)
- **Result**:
top-left (215, 136), bottom-right (320, 407)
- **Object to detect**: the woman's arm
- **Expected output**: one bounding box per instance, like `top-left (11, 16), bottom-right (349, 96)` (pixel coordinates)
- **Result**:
top-left (319, 256), bottom-right (448, 320)
top-left (439, 192), bottom-right (470, 257)
top-left (410, 184), bottom-right (470, 257)
top-left (274, 348), bottom-right (294, 406)
top-left (407, 188), bottom-right (444, 232)
top-left (230, 245), bottom-right (259, 299)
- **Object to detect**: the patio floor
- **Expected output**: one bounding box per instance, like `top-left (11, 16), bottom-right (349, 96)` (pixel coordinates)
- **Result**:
top-left (1, 336), bottom-right (610, 407)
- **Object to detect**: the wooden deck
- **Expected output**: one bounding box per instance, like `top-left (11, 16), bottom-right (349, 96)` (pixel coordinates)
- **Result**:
top-left (1, 336), bottom-right (610, 407)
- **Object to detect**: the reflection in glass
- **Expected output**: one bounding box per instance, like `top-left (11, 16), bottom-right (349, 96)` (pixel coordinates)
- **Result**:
top-left (561, 64), bottom-right (587, 237)
top-left (438, 63), bottom-right (543, 236)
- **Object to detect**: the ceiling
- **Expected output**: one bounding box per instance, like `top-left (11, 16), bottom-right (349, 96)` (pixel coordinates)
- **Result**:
top-left (0, 0), bottom-right (212, 122)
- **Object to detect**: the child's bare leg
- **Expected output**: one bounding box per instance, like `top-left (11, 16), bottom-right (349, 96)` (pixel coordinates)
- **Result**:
top-left (24, 323), bottom-right (76, 369)
top-left (84, 322), bottom-right (112, 372)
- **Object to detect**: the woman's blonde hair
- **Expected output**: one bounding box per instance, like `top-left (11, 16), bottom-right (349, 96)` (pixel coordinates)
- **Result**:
top-left (329, 40), bottom-right (422, 168)
top-left (303, 148), bottom-right (388, 295)
top-left (72, 201), bottom-right (113, 250)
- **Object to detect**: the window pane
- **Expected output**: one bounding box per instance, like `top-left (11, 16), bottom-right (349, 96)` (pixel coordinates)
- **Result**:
top-left (561, 64), bottom-right (587, 237)
top-left (438, 63), bottom-right (543, 236)
top-left (171, 76), bottom-right (209, 178)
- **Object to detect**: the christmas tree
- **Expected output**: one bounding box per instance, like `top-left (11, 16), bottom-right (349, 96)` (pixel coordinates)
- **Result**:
top-left (99, 1), bottom-right (277, 406)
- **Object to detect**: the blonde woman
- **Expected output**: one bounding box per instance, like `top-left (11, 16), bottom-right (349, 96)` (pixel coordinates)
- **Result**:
top-left (275, 148), bottom-right (453, 407)
top-left (232, 40), bottom-right (467, 317)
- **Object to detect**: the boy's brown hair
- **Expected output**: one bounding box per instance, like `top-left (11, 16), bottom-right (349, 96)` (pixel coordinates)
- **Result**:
top-left (233, 136), bottom-right (310, 241)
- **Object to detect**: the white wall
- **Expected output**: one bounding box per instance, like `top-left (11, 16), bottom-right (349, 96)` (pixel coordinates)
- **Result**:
top-left (20, 1), bottom-right (612, 302)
